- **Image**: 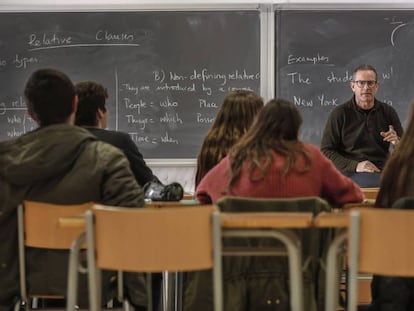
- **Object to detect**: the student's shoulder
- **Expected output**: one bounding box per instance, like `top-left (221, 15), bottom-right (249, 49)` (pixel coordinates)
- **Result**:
top-left (303, 143), bottom-right (328, 159)
top-left (88, 128), bottom-right (133, 147)
top-left (303, 142), bottom-right (320, 153)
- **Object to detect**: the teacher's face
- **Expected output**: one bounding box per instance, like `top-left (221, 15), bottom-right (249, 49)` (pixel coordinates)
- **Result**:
top-left (351, 69), bottom-right (379, 109)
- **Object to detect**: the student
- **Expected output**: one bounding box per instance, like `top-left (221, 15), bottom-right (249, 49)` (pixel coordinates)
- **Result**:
top-left (197, 98), bottom-right (363, 205)
top-left (75, 80), bottom-right (157, 187)
top-left (195, 89), bottom-right (264, 186)
top-left (369, 100), bottom-right (414, 311)
top-left (184, 90), bottom-right (263, 310)
top-left (321, 64), bottom-right (403, 188)
top-left (189, 99), bottom-right (363, 311)
top-left (0, 68), bottom-right (146, 310)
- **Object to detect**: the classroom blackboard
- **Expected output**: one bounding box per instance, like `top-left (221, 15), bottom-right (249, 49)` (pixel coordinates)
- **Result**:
top-left (0, 10), bottom-right (260, 159)
top-left (275, 10), bottom-right (414, 146)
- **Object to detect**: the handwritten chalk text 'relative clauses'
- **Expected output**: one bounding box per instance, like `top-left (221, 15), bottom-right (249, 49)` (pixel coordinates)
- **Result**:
top-left (27, 30), bottom-right (135, 48)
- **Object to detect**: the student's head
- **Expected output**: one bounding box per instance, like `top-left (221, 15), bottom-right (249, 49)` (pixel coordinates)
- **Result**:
top-left (377, 99), bottom-right (414, 207)
top-left (74, 81), bottom-right (109, 128)
top-left (212, 90), bottom-right (264, 134)
top-left (24, 68), bottom-right (76, 127)
top-left (195, 89), bottom-right (263, 186)
top-left (248, 98), bottom-right (302, 142)
top-left (227, 98), bottom-right (311, 191)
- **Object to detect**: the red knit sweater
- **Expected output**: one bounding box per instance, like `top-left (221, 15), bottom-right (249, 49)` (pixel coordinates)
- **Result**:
top-left (196, 143), bottom-right (363, 206)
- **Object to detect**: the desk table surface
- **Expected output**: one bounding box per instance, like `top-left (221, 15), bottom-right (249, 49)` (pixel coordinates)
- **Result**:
top-left (220, 212), bottom-right (314, 229)
top-left (313, 211), bottom-right (350, 228)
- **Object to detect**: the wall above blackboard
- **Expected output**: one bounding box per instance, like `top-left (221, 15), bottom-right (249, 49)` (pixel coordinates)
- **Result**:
top-left (275, 9), bottom-right (413, 146)
top-left (0, 10), bottom-right (260, 160)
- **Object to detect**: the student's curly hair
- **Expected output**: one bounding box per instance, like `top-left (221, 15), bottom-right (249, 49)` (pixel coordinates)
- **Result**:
top-left (75, 81), bottom-right (108, 126)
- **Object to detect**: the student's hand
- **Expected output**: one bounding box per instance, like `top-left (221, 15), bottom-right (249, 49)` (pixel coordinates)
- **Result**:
top-left (380, 125), bottom-right (400, 145)
top-left (356, 160), bottom-right (381, 173)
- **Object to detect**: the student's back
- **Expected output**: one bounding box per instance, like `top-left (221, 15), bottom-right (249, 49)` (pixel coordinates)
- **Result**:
top-left (189, 99), bottom-right (363, 311)
top-left (75, 80), bottom-right (156, 187)
top-left (86, 127), bottom-right (155, 186)
top-left (0, 69), bottom-right (144, 309)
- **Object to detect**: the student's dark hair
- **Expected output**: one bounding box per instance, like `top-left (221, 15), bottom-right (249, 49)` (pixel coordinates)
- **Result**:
top-left (227, 98), bottom-right (312, 191)
top-left (195, 90), bottom-right (264, 186)
top-left (353, 64), bottom-right (378, 81)
top-left (24, 68), bottom-right (75, 126)
top-left (75, 81), bottom-right (108, 126)
top-left (376, 100), bottom-right (414, 207)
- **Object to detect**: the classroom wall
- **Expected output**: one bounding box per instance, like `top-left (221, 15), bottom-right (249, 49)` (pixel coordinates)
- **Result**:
top-left (1, 0), bottom-right (412, 194)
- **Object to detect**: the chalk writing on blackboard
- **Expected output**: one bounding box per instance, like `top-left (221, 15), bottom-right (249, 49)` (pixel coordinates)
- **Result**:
top-left (0, 11), bottom-right (261, 159)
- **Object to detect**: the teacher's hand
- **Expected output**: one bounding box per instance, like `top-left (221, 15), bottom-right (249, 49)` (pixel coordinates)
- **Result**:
top-left (356, 160), bottom-right (381, 173)
top-left (380, 125), bottom-right (400, 145)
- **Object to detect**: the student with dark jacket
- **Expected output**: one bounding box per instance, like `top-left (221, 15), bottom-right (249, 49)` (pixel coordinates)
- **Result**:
top-left (75, 80), bottom-right (157, 187)
top-left (0, 68), bottom-right (146, 311)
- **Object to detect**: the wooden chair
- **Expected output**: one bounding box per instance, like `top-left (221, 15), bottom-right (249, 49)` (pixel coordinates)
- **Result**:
top-left (17, 200), bottom-right (92, 310)
top-left (85, 204), bottom-right (223, 311)
top-left (216, 196), bottom-right (331, 311)
top-left (347, 207), bottom-right (414, 311)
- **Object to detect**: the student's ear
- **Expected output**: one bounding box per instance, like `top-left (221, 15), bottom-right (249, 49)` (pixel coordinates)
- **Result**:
top-left (96, 108), bottom-right (105, 120)
top-left (27, 106), bottom-right (38, 123)
top-left (72, 95), bottom-right (79, 114)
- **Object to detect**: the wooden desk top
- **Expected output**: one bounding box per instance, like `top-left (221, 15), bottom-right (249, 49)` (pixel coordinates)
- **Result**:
top-left (361, 187), bottom-right (379, 200)
top-left (313, 212), bottom-right (349, 228)
top-left (58, 207), bottom-right (355, 230)
top-left (220, 212), bottom-right (314, 229)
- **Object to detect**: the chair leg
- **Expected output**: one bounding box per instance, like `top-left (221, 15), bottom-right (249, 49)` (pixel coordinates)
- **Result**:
top-left (123, 299), bottom-right (134, 311)
top-left (67, 233), bottom-right (86, 311)
top-left (146, 273), bottom-right (153, 311)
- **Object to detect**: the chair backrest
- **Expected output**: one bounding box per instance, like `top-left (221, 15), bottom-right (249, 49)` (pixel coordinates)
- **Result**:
top-left (392, 196), bottom-right (414, 209)
top-left (86, 204), bottom-right (223, 311)
top-left (216, 196), bottom-right (332, 311)
top-left (17, 201), bottom-right (92, 308)
top-left (347, 207), bottom-right (414, 311)
top-left (217, 196), bottom-right (331, 214)
top-left (20, 200), bottom-right (92, 249)
top-left (89, 204), bottom-right (217, 271)
top-left (349, 207), bottom-right (414, 276)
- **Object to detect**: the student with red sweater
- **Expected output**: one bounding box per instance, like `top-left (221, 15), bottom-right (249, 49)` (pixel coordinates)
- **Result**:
top-left (196, 98), bottom-right (363, 206)
top-left (185, 99), bottom-right (363, 311)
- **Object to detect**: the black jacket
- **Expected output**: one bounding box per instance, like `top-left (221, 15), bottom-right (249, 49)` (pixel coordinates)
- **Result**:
top-left (86, 127), bottom-right (156, 187)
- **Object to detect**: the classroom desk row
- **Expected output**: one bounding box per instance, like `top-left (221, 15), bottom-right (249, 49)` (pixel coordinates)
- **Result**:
top-left (58, 201), bottom-right (360, 311)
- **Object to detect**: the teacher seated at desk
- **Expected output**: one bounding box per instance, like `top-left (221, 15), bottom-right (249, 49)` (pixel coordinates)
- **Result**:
top-left (321, 64), bottom-right (403, 188)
